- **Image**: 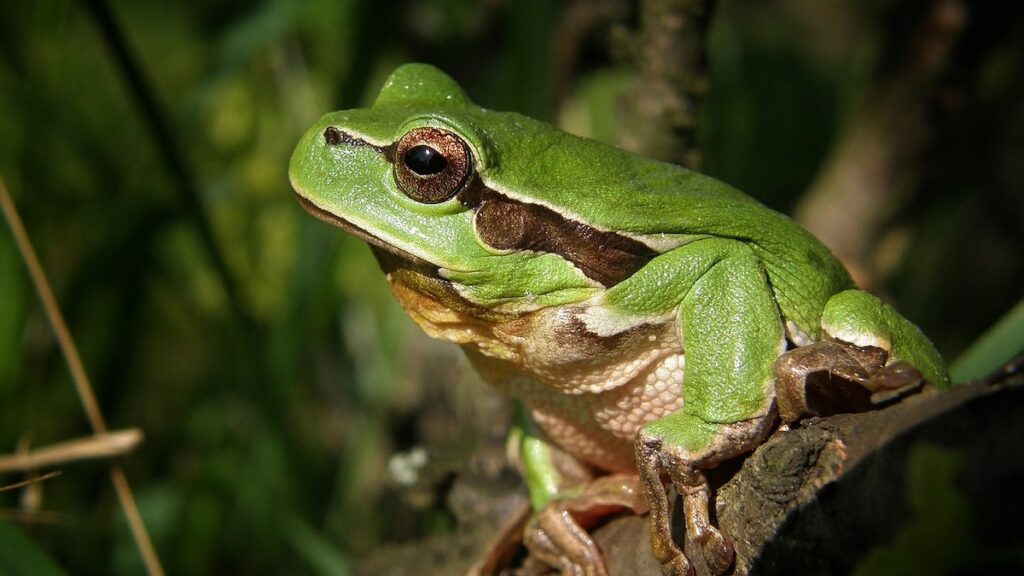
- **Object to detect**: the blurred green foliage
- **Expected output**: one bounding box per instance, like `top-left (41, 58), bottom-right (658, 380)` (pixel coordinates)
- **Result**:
top-left (0, 0), bottom-right (1021, 574)
top-left (0, 519), bottom-right (69, 576)
top-left (853, 445), bottom-right (973, 576)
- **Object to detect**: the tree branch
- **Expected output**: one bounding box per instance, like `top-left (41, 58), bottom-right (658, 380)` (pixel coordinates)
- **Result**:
top-left (614, 0), bottom-right (714, 169)
top-left (591, 376), bottom-right (1022, 575)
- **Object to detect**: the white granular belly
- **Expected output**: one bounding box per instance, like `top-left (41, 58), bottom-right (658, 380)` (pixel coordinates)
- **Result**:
top-left (467, 327), bottom-right (685, 473)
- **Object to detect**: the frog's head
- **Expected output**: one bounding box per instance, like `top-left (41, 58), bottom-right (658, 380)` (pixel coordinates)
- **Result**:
top-left (289, 63), bottom-right (655, 317)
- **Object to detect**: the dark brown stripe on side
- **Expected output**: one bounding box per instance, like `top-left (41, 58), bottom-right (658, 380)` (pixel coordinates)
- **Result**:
top-left (472, 191), bottom-right (657, 287)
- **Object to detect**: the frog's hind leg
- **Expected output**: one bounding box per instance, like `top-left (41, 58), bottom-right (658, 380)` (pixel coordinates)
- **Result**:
top-left (510, 406), bottom-right (650, 576)
top-left (774, 289), bottom-right (948, 423)
top-left (522, 474), bottom-right (649, 576)
top-left (635, 239), bottom-right (785, 575)
top-left (773, 339), bottom-right (918, 423)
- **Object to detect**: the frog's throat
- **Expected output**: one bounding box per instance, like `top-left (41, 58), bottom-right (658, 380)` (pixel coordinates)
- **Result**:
top-left (293, 190), bottom-right (439, 276)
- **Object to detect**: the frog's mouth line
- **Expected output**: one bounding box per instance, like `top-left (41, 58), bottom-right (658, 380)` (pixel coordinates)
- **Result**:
top-left (292, 189), bottom-right (440, 277)
top-left (301, 127), bottom-right (658, 288)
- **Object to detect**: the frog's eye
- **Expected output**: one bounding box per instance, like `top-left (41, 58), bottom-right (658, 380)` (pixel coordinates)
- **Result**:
top-left (393, 127), bottom-right (472, 203)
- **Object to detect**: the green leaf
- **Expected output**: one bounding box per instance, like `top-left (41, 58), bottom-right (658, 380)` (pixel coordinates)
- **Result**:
top-left (0, 520), bottom-right (69, 576)
top-left (286, 516), bottom-right (350, 576)
top-left (951, 297), bottom-right (1024, 382)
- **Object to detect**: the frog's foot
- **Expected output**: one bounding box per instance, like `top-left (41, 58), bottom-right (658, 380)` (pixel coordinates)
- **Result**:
top-left (635, 413), bottom-right (774, 576)
top-left (525, 507), bottom-right (605, 576)
top-left (774, 339), bottom-right (924, 423)
top-left (523, 474), bottom-right (648, 576)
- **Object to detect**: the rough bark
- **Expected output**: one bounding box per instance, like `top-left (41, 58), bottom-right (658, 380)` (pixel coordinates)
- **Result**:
top-left (359, 370), bottom-right (1023, 575)
top-left (592, 374), bottom-right (1024, 575)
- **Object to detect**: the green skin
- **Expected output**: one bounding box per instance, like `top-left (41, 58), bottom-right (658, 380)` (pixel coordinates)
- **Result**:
top-left (290, 64), bottom-right (949, 575)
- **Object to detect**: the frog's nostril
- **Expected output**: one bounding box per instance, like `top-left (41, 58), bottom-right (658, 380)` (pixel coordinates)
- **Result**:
top-left (324, 126), bottom-right (343, 145)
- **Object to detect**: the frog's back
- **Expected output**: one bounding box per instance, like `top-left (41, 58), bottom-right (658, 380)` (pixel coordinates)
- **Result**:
top-left (475, 111), bottom-right (854, 335)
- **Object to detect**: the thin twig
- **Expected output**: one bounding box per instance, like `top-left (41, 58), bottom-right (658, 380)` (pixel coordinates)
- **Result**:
top-left (0, 186), bottom-right (107, 434)
top-left (0, 430), bottom-right (143, 474)
top-left (0, 471), bottom-right (63, 493)
top-left (0, 176), bottom-right (165, 576)
top-left (614, 0), bottom-right (715, 168)
top-left (0, 470), bottom-right (70, 527)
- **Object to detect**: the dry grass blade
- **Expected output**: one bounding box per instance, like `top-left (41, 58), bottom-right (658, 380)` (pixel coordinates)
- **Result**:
top-left (0, 471), bottom-right (63, 493)
top-left (0, 430), bottom-right (144, 474)
top-left (0, 176), bottom-right (165, 576)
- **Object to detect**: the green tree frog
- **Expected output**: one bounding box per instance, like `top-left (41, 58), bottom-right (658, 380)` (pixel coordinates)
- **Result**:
top-left (289, 64), bottom-right (950, 576)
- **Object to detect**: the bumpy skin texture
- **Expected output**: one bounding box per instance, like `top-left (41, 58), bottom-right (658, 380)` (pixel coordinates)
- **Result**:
top-left (290, 64), bottom-right (950, 575)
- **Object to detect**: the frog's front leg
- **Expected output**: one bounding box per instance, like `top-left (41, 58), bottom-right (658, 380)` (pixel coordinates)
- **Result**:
top-left (634, 240), bottom-right (785, 575)
top-left (636, 415), bottom-right (774, 575)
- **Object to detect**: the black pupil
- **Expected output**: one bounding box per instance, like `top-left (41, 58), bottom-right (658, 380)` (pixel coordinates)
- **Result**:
top-left (405, 145), bottom-right (447, 176)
